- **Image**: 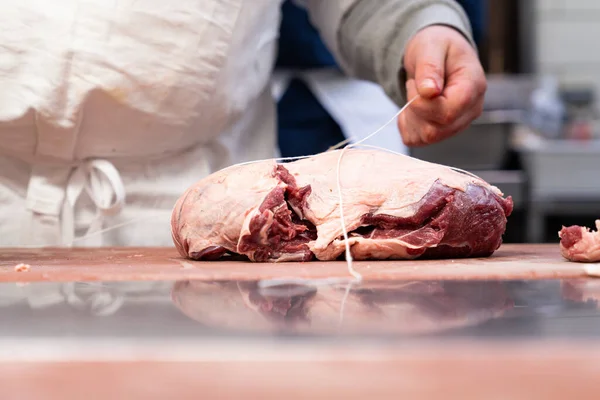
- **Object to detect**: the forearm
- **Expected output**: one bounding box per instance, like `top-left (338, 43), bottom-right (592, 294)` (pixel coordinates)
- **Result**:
top-left (305, 0), bottom-right (475, 105)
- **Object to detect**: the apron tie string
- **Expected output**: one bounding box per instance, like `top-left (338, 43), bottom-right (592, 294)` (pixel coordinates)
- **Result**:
top-left (61, 159), bottom-right (126, 247)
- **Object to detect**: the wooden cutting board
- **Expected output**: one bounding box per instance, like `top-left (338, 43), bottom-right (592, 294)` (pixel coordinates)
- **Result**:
top-left (0, 244), bottom-right (590, 283)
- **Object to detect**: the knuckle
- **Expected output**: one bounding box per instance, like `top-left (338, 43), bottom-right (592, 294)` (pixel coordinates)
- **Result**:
top-left (420, 60), bottom-right (443, 78)
top-left (460, 92), bottom-right (473, 108)
top-left (439, 110), bottom-right (457, 125)
top-left (421, 124), bottom-right (439, 144)
top-left (403, 137), bottom-right (416, 147)
top-left (442, 124), bottom-right (459, 137)
top-left (401, 131), bottom-right (417, 147)
top-left (398, 120), bottom-right (411, 144)
top-left (477, 78), bottom-right (488, 96)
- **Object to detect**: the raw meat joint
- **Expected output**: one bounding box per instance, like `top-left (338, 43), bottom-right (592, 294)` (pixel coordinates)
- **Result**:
top-left (171, 149), bottom-right (514, 262)
top-left (559, 220), bottom-right (600, 262)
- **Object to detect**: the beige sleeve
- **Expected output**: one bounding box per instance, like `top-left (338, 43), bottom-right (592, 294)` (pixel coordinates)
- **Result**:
top-left (303, 0), bottom-right (475, 106)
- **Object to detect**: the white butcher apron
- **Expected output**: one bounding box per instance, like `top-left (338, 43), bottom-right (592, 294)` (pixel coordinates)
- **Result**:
top-left (0, 0), bottom-right (282, 248)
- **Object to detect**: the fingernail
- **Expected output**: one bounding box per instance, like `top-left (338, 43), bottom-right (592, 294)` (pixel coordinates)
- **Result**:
top-left (419, 79), bottom-right (439, 95)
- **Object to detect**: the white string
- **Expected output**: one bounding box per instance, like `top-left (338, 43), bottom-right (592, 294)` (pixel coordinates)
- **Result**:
top-left (350, 143), bottom-right (487, 181)
top-left (334, 95), bottom-right (420, 283)
top-left (328, 137), bottom-right (352, 151)
top-left (219, 154), bottom-right (315, 172)
top-left (337, 279), bottom-right (354, 328)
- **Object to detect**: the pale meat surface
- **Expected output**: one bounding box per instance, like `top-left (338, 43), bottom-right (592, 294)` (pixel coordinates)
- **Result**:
top-left (171, 149), bottom-right (514, 262)
top-left (559, 220), bottom-right (600, 262)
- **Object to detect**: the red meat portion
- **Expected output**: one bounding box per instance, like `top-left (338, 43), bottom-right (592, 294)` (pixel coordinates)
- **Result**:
top-left (171, 149), bottom-right (513, 262)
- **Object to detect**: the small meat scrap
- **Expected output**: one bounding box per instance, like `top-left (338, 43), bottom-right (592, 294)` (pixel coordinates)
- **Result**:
top-left (14, 263), bottom-right (31, 272)
top-left (559, 220), bottom-right (600, 263)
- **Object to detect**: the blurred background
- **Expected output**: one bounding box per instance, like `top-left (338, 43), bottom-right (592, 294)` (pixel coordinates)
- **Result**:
top-left (272, 0), bottom-right (600, 245)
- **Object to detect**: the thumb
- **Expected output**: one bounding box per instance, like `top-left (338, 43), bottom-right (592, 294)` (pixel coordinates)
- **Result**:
top-left (413, 40), bottom-right (446, 99)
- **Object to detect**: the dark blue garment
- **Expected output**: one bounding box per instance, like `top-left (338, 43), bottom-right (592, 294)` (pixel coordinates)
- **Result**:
top-left (458, 0), bottom-right (486, 47)
top-left (275, 0), bottom-right (344, 158)
top-left (275, 0), bottom-right (338, 69)
top-left (277, 78), bottom-right (345, 158)
top-left (275, 0), bottom-right (486, 158)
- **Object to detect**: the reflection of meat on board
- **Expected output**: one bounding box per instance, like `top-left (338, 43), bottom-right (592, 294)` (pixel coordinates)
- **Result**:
top-left (561, 279), bottom-right (600, 305)
top-left (171, 280), bottom-right (514, 336)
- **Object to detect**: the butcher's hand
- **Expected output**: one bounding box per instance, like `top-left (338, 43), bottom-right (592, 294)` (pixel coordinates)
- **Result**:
top-left (398, 25), bottom-right (486, 147)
